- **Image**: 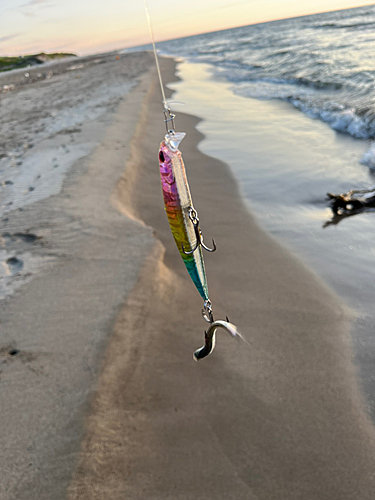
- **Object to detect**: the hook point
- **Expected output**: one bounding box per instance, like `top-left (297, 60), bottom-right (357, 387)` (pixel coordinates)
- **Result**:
top-left (201, 238), bottom-right (216, 253)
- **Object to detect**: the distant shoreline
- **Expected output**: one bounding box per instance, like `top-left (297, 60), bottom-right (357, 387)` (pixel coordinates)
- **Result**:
top-left (0, 52), bottom-right (77, 73)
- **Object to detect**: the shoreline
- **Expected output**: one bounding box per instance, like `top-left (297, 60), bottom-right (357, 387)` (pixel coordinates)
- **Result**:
top-left (67, 57), bottom-right (375, 499)
top-left (168, 60), bottom-right (375, 418)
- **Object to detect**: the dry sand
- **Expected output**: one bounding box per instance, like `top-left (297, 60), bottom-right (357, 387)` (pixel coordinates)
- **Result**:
top-left (0, 52), bottom-right (155, 499)
top-left (2, 53), bottom-right (375, 499)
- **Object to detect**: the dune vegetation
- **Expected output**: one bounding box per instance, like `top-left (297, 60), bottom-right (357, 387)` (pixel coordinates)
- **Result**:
top-left (0, 52), bottom-right (76, 72)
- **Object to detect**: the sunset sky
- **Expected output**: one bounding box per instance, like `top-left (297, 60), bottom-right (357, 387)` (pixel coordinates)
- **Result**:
top-left (0, 0), bottom-right (374, 56)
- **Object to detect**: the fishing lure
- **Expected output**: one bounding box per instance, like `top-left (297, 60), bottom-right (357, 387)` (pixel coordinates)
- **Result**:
top-left (157, 110), bottom-right (240, 360)
top-left (145, 3), bottom-right (240, 360)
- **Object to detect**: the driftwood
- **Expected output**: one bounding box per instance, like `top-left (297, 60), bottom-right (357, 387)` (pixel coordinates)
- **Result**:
top-left (327, 187), bottom-right (375, 214)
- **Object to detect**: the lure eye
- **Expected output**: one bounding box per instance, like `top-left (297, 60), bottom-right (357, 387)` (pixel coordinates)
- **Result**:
top-left (159, 150), bottom-right (165, 162)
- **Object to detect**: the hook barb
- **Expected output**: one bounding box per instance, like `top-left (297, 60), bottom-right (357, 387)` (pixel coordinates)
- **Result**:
top-left (201, 238), bottom-right (216, 252)
top-left (182, 207), bottom-right (216, 255)
top-left (181, 240), bottom-right (199, 255)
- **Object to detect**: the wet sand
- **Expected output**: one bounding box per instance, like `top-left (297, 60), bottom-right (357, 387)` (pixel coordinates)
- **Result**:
top-left (168, 61), bottom-right (375, 419)
top-left (66, 58), bottom-right (375, 499)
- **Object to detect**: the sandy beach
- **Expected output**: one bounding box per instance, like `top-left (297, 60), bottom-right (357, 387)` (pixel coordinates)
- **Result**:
top-left (0, 52), bottom-right (155, 498)
top-left (2, 52), bottom-right (375, 499)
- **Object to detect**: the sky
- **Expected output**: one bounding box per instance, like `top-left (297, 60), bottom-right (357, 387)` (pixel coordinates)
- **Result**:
top-left (0, 0), bottom-right (374, 56)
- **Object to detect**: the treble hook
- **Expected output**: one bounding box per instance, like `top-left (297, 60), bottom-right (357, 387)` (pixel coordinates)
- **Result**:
top-left (182, 207), bottom-right (216, 255)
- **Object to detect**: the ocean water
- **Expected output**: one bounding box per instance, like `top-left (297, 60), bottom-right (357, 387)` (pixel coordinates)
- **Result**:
top-left (127, 5), bottom-right (375, 415)
top-left (128, 5), bottom-right (375, 167)
top-left (163, 6), bottom-right (375, 153)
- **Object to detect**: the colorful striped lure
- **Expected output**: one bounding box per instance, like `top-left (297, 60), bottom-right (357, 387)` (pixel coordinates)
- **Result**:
top-left (158, 133), bottom-right (210, 302)
top-left (145, 0), bottom-right (240, 359)
top-left (157, 123), bottom-right (241, 360)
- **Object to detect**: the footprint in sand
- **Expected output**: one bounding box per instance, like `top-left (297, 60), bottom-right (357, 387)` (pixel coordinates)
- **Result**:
top-left (1, 232), bottom-right (39, 246)
top-left (14, 233), bottom-right (38, 243)
top-left (1, 233), bottom-right (12, 246)
top-left (4, 256), bottom-right (23, 275)
top-left (8, 348), bottom-right (20, 357)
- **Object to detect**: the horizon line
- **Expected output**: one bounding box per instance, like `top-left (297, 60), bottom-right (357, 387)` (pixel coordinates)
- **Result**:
top-left (124, 1), bottom-right (375, 52)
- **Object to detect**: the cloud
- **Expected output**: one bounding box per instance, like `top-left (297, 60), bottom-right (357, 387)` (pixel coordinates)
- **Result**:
top-left (0, 34), bottom-right (20, 44)
top-left (20, 0), bottom-right (50, 7)
top-left (16, 0), bottom-right (55, 18)
top-left (5, 0), bottom-right (53, 13)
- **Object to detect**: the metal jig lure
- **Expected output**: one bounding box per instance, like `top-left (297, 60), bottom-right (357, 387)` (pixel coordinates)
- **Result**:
top-left (145, 2), bottom-right (240, 360)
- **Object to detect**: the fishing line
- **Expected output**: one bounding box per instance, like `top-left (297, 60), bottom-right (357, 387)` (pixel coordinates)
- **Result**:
top-left (144, 0), bottom-right (168, 108)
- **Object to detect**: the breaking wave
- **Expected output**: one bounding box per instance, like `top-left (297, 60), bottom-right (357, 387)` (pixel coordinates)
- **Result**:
top-left (154, 4), bottom-right (375, 142)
